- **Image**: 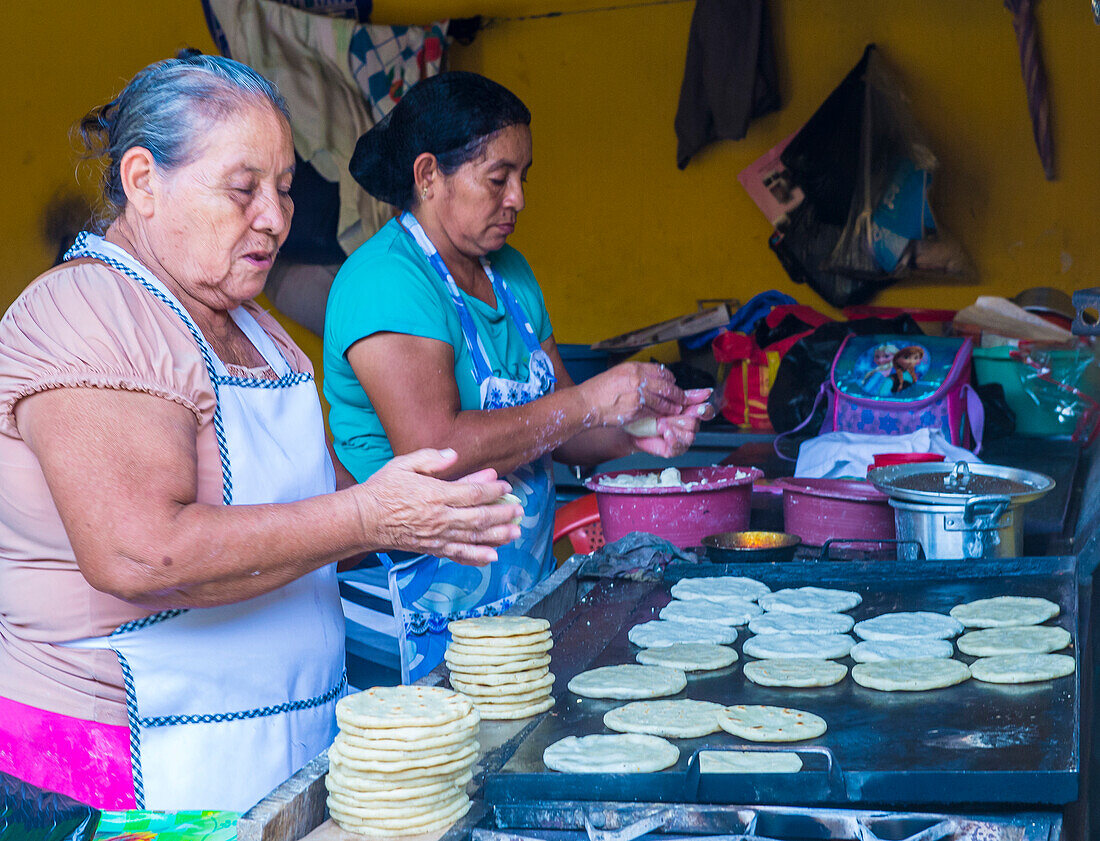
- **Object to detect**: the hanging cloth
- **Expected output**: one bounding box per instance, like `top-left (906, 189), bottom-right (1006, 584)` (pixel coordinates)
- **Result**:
top-left (1003, 0), bottom-right (1056, 180)
top-left (675, 0), bottom-right (780, 169)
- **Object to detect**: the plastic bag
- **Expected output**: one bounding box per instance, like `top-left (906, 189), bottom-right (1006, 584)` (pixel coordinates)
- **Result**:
top-left (93, 810), bottom-right (239, 841)
top-left (774, 45), bottom-right (971, 308)
top-left (821, 46), bottom-right (939, 278)
top-left (0, 771), bottom-right (99, 841)
top-left (1012, 342), bottom-right (1100, 444)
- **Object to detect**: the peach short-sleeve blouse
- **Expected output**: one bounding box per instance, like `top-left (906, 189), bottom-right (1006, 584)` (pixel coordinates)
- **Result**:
top-left (0, 258), bottom-right (314, 726)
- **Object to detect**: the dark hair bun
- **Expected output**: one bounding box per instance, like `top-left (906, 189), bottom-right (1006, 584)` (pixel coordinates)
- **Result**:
top-left (350, 71), bottom-right (530, 210)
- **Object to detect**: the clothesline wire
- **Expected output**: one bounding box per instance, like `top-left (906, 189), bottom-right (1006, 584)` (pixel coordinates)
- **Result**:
top-left (484, 0), bottom-right (692, 26)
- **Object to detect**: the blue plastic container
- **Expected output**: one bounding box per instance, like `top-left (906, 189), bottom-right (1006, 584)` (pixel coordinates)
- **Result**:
top-left (557, 344), bottom-right (612, 384)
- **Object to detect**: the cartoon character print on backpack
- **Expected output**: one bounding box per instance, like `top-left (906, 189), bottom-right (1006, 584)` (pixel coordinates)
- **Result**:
top-left (828, 335), bottom-right (982, 448)
top-left (889, 345), bottom-right (928, 394)
top-left (855, 342), bottom-right (929, 398)
top-left (859, 342), bottom-right (899, 396)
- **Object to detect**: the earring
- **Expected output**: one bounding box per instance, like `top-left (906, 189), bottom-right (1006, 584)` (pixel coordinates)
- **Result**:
top-left (420, 185), bottom-right (429, 199)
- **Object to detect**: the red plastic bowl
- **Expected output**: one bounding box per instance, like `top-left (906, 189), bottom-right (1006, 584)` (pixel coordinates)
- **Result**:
top-left (870, 452), bottom-right (946, 470)
top-left (584, 466), bottom-right (764, 548)
top-left (773, 477), bottom-right (895, 548)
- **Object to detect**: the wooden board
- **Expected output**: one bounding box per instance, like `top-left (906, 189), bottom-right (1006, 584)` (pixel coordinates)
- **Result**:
top-left (591, 304), bottom-right (733, 351)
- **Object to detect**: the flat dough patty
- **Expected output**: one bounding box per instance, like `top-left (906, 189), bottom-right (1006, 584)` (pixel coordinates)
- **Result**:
top-left (850, 638), bottom-right (954, 663)
top-left (956, 626), bottom-right (1071, 657)
top-left (628, 619), bottom-right (738, 648)
top-left (567, 664), bottom-right (687, 699)
top-left (969, 653), bottom-right (1075, 684)
top-left (659, 598), bottom-right (760, 627)
top-left (852, 658), bottom-right (971, 691)
top-left (757, 587), bottom-right (862, 614)
top-left (543, 734), bottom-right (679, 773)
top-left (949, 596), bottom-right (1060, 628)
top-left (743, 658), bottom-right (847, 688)
top-left (635, 642), bottom-right (737, 671)
top-left (749, 611), bottom-right (854, 636)
top-left (717, 705), bottom-right (827, 742)
top-left (670, 576), bottom-right (771, 602)
top-left (698, 751), bottom-right (804, 774)
top-left (853, 612), bottom-right (963, 641)
top-left (603, 700), bottom-right (724, 738)
top-left (742, 633), bottom-right (854, 661)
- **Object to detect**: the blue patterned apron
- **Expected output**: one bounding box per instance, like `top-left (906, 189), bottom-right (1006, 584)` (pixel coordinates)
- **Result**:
top-left (386, 212), bottom-right (557, 682)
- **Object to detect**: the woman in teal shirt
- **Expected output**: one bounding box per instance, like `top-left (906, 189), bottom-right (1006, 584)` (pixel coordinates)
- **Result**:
top-left (325, 72), bottom-right (712, 682)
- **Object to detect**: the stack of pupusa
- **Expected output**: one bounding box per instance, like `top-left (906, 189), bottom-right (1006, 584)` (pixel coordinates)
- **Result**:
top-left (326, 686), bottom-right (478, 837)
top-left (445, 616), bottom-right (556, 720)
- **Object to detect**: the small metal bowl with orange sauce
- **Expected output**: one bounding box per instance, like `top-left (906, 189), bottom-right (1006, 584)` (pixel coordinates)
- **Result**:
top-left (701, 530), bottom-right (802, 563)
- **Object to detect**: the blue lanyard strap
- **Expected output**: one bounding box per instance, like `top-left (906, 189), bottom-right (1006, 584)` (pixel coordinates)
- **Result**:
top-left (398, 213), bottom-right (546, 384)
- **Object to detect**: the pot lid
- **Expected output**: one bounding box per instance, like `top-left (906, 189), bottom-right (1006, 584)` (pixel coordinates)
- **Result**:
top-left (773, 477), bottom-right (889, 503)
top-left (868, 460), bottom-right (1055, 505)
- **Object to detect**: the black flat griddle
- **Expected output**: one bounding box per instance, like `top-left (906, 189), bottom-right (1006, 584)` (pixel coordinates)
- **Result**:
top-left (483, 556), bottom-right (1080, 809)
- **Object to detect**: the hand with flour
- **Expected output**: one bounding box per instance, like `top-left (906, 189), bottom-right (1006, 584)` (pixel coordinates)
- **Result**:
top-left (577, 362), bottom-right (714, 457)
top-left (576, 361), bottom-right (686, 426)
top-left (354, 448), bottom-right (521, 566)
top-left (624, 387), bottom-right (716, 457)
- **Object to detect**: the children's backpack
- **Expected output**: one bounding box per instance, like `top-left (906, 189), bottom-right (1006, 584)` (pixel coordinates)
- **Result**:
top-left (776, 333), bottom-right (984, 458)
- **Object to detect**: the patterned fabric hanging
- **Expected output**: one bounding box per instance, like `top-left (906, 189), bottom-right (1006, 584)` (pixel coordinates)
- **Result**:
top-left (1004, 0), bottom-right (1056, 180)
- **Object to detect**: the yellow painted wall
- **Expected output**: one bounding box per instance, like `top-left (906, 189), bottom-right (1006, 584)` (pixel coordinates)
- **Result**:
top-left (434, 0), bottom-right (1099, 340)
top-left (2, 0), bottom-right (1096, 357)
top-left (0, 2), bottom-right (215, 309)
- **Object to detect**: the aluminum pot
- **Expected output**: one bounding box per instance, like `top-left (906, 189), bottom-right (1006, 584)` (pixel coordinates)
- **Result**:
top-left (869, 461), bottom-right (1055, 560)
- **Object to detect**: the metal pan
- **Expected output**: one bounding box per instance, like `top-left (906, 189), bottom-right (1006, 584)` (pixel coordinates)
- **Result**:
top-left (701, 531), bottom-right (801, 563)
top-left (486, 555), bottom-right (1080, 808)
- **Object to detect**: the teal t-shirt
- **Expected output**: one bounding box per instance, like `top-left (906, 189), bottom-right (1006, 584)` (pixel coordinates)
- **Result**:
top-left (323, 218), bottom-right (553, 481)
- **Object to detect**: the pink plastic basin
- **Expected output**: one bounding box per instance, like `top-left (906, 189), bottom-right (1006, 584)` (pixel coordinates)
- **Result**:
top-left (584, 466), bottom-right (764, 548)
top-left (774, 477), bottom-right (895, 548)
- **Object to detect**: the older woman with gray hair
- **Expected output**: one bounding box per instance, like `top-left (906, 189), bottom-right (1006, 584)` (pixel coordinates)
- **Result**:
top-left (0, 51), bottom-right (520, 812)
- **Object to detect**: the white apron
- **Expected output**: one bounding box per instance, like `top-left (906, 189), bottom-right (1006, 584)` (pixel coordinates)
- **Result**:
top-left (61, 233), bottom-right (345, 812)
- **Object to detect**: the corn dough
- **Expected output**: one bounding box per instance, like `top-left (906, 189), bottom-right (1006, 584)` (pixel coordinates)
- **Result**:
top-left (949, 596), bottom-right (1060, 628)
top-left (543, 734), bottom-right (680, 773)
top-left (628, 619), bottom-right (738, 648)
top-left (742, 658), bottom-right (847, 688)
top-left (956, 626), bottom-right (1071, 657)
top-left (635, 642), bottom-right (737, 671)
top-left (670, 576), bottom-right (771, 603)
top-left (717, 705), bottom-right (827, 742)
top-left (603, 699), bottom-right (725, 738)
top-left (758, 587), bottom-right (862, 614)
top-left (567, 664), bottom-right (687, 699)
top-left (851, 658), bottom-right (971, 692)
top-left (969, 653), bottom-right (1075, 684)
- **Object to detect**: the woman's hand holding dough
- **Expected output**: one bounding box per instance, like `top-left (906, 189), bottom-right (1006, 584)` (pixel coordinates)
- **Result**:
top-left (352, 449), bottom-right (522, 566)
top-left (626, 388), bottom-right (715, 456)
top-left (579, 362), bottom-right (686, 428)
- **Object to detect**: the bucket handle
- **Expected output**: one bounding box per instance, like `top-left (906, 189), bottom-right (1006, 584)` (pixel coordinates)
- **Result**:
top-left (818, 538), bottom-right (925, 561)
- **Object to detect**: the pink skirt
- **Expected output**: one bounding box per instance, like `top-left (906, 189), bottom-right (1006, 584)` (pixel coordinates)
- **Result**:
top-left (0, 695), bottom-right (137, 809)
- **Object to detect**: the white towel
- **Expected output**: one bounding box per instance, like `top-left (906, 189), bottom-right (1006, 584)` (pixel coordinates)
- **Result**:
top-left (794, 428), bottom-right (979, 480)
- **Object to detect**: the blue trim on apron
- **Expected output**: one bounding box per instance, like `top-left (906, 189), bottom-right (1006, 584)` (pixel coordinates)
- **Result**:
top-left (61, 232), bottom-right (344, 811)
top-left (384, 213), bottom-right (557, 682)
